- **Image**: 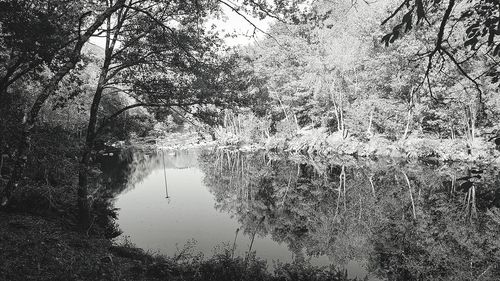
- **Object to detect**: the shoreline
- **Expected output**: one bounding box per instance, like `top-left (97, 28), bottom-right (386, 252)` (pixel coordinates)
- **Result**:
top-left (209, 129), bottom-right (500, 166)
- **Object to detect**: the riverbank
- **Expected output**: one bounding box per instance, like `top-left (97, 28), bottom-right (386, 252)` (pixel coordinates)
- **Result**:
top-left (214, 127), bottom-right (500, 165)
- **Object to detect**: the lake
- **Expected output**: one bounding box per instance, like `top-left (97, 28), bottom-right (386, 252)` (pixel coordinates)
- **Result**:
top-left (102, 147), bottom-right (500, 281)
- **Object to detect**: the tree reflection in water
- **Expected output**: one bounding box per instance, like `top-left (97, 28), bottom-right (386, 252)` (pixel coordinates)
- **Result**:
top-left (198, 149), bottom-right (500, 281)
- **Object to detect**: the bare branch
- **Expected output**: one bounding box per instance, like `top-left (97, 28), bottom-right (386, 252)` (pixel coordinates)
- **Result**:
top-left (441, 48), bottom-right (483, 102)
top-left (123, 4), bottom-right (201, 63)
top-left (94, 100), bottom-right (203, 137)
top-left (381, 0), bottom-right (410, 26)
top-left (245, 0), bottom-right (284, 22)
top-left (218, 0), bottom-right (282, 46)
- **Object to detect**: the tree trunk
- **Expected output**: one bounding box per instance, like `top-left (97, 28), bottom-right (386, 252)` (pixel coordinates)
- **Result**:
top-left (333, 105), bottom-right (340, 131)
top-left (78, 65), bottom-right (110, 229)
top-left (367, 110), bottom-right (373, 137)
top-left (77, 29), bottom-right (114, 230)
top-left (78, 148), bottom-right (92, 232)
top-left (77, 4), bottom-right (129, 229)
top-left (293, 114), bottom-right (299, 131)
top-left (402, 108), bottom-right (412, 140)
top-left (77, 83), bottom-right (105, 230)
top-left (470, 105), bottom-right (476, 142)
top-left (276, 95), bottom-right (288, 120)
top-left (464, 105), bottom-right (475, 143)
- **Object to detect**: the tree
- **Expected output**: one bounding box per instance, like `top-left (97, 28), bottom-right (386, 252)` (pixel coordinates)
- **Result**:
top-left (75, 0), bottom-right (254, 229)
top-left (0, 0), bottom-right (94, 97)
top-left (240, 0), bottom-right (384, 137)
top-left (0, 0), bottom-right (304, 228)
top-left (0, 0), bottom-right (127, 206)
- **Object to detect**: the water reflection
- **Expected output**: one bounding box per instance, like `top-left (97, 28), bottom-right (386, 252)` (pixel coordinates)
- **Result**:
top-left (108, 149), bottom-right (331, 275)
top-left (106, 148), bottom-right (500, 281)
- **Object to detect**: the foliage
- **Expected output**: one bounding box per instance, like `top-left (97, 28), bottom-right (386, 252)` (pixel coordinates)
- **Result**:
top-left (216, 0), bottom-right (500, 163)
top-left (381, 0), bottom-right (500, 85)
top-left (0, 0), bottom-right (89, 94)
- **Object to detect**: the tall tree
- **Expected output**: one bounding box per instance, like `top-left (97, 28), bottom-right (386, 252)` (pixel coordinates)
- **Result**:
top-left (76, 0), bottom-right (252, 229)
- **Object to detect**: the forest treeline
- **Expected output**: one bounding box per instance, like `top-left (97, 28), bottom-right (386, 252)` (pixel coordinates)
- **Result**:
top-left (215, 0), bottom-right (500, 162)
top-left (1, 0), bottom-right (500, 227)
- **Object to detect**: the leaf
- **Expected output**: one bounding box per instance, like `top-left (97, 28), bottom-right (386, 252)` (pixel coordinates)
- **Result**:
top-left (381, 34), bottom-right (392, 47)
top-left (466, 23), bottom-right (480, 36)
top-left (493, 44), bottom-right (500, 56)
top-left (403, 11), bottom-right (413, 32)
top-left (416, 0), bottom-right (425, 23)
top-left (488, 29), bottom-right (495, 46)
top-left (464, 37), bottom-right (478, 49)
top-left (481, 27), bottom-right (488, 36)
top-left (390, 32), bottom-right (399, 43)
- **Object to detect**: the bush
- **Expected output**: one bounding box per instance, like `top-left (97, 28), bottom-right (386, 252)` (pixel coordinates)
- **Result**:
top-left (289, 128), bottom-right (329, 154)
top-left (402, 137), bottom-right (441, 159)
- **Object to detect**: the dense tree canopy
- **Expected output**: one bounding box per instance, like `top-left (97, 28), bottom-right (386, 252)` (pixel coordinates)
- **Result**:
top-left (217, 0), bottom-right (500, 150)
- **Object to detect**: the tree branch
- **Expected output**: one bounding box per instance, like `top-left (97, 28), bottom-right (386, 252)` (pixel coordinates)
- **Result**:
top-left (381, 0), bottom-right (410, 26)
top-left (218, 0), bottom-right (282, 46)
top-left (123, 4), bottom-right (201, 63)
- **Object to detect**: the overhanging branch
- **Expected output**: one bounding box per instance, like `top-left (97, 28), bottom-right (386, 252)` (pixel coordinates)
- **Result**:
top-left (94, 100), bottom-right (204, 137)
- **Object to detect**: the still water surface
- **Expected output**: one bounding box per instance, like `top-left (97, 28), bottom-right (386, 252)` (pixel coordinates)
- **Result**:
top-left (105, 148), bottom-right (500, 281)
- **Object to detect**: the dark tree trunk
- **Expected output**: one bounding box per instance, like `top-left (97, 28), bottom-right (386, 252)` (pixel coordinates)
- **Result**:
top-left (77, 4), bottom-right (123, 230)
top-left (77, 82), bottom-right (106, 230)
top-left (78, 148), bottom-right (92, 231)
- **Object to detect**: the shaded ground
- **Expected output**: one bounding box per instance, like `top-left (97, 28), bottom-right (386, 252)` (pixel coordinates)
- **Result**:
top-left (0, 212), bottom-right (151, 281)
